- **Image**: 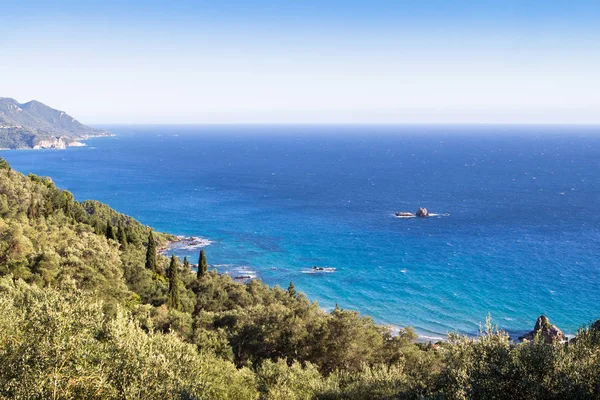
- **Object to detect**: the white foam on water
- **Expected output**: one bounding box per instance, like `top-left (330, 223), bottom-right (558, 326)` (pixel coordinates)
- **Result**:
top-left (174, 235), bottom-right (213, 246)
top-left (419, 334), bottom-right (446, 342)
top-left (302, 267), bottom-right (337, 274)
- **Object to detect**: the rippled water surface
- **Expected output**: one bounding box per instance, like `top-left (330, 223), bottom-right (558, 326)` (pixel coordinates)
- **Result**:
top-left (3, 125), bottom-right (599, 339)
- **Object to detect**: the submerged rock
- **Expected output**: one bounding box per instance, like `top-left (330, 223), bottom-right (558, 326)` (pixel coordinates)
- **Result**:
top-left (519, 315), bottom-right (566, 343)
top-left (416, 207), bottom-right (429, 217)
top-left (395, 212), bottom-right (415, 217)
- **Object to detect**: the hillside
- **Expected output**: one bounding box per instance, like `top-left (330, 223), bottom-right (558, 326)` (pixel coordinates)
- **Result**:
top-left (0, 98), bottom-right (110, 149)
top-left (1, 158), bottom-right (600, 399)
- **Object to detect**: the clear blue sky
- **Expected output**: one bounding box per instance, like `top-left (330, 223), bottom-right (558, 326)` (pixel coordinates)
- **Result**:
top-left (1, 0), bottom-right (599, 124)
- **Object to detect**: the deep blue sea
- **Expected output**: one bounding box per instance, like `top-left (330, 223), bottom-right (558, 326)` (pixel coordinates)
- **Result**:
top-left (3, 125), bottom-right (600, 340)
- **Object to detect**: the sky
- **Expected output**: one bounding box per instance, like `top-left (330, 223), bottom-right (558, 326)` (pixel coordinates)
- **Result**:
top-left (1, 0), bottom-right (599, 124)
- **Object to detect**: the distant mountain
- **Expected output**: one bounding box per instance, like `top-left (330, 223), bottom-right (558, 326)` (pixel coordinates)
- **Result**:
top-left (0, 98), bottom-right (111, 149)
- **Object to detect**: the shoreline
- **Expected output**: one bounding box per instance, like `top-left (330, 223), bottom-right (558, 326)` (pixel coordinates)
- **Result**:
top-left (159, 233), bottom-right (577, 343)
top-left (158, 235), bottom-right (213, 256)
top-left (2, 131), bottom-right (590, 344)
top-left (0, 132), bottom-right (115, 151)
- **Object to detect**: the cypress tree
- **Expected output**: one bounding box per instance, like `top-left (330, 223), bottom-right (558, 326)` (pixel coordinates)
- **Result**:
top-left (167, 255), bottom-right (182, 310)
top-left (63, 191), bottom-right (74, 217)
top-left (288, 281), bottom-right (296, 297)
top-left (183, 256), bottom-right (190, 271)
top-left (27, 194), bottom-right (36, 220)
top-left (197, 249), bottom-right (208, 279)
top-left (105, 220), bottom-right (116, 240)
top-left (145, 231), bottom-right (156, 271)
top-left (94, 220), bottom-right (103, 236)
top-left (123, 225), bottom-right (131, 243)
top-left (117, 221), bottom-right (127, 249)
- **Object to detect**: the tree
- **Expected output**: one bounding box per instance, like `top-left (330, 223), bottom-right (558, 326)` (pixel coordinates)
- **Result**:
top-left (145, 231), bottom-right (156, 271)
top-left (27, 194), bottom-right (36, 220)
top-left (183, 256), bottom-right (190, 271)
top-left (288, 281), bottom-right (296, 297)
top-left (105, 220), bottom-right (116, 241)
top-left (0, 157), bottom-right (10, 170)
top-left (63, 190), bottom-right (74, 217)
top-left (167, 255), bottom-right (182, 311)
top-left (93, 220), bottom-right (104, 236)
top-left (117, 221), bottom-right (127, 249)
top-left (197, 249), bottom-right (208, 279)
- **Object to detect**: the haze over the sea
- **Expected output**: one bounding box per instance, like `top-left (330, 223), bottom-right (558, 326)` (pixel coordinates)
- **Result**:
top-left (1, 0), bottom-right (599, 125)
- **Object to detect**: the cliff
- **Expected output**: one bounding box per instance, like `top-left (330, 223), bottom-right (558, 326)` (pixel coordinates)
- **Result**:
top-left (0, 97), bottom-right (111, 149)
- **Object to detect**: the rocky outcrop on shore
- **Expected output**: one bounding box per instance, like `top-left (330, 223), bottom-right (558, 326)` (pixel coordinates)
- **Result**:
top-left (519, 315), bottom-right (567, 343)
top-left (33, 136), bottom-right (85, 149)
top-left (159, 235), bottom-right (212, 255)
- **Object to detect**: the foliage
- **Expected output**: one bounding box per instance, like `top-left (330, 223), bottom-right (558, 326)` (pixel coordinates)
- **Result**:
top-left (197, 249), bottom-right (208, 278)
top-left (0, 276), bottom-right (258, 399)
top-left (145, 231), bottom-right (157, 271)
top-left (167, 255), bottom-right (182, 311)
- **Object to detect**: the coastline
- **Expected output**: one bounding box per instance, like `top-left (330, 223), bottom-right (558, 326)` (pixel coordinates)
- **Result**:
top-left (0, 132), bottom-right (115, 151)
top-left (158, 233), bottom-right (571, 343)
top-left (2, 126), bottom-right (597, 342)
top-left (158, 235), bottom-right (213, 256)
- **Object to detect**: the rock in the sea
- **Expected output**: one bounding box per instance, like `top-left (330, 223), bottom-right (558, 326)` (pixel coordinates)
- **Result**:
top-left (519, 315), bottom-right (566, 343)
top-left (416, 207), bottom-right (429, 217)
top-left (395, 212), bottom-right (415, 217)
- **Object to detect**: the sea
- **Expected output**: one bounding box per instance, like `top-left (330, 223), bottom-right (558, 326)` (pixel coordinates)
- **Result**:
top-left (2, 124), bottom-right (599, 340)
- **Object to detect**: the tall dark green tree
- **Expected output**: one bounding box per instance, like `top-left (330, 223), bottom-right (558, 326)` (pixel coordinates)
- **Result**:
top-left (93, 220), bottom-right (103, 236)
top-left (117, 221), bottom-right (127, 249)
top-left (63, 191), bottom-right (74, 217)
top-left (145, 231), bottom-right (157, 271)
top-left (183, 256), bottom-right (190, 271)
top-left (197, 249), bottom-right (208, 279)
top-left (105, 220), bottom-right (116, 241)
top-left (288, 281), bottom-right (297, 297)
top-left (167, 255), bottom-right (182, 310)
top-left (27, 194), bottom-right (36, 220)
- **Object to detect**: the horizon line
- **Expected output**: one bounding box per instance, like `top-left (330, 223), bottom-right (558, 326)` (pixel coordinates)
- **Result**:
top-left (89, 121), bottom-right (600, 127)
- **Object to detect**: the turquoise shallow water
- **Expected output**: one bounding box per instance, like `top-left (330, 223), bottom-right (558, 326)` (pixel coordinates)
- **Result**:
top-left (2, 125), bottom-right (600, 339)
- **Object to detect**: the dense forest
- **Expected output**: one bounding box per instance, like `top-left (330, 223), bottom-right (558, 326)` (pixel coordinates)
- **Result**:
top-left (1, 157), bottom-right (599, 399)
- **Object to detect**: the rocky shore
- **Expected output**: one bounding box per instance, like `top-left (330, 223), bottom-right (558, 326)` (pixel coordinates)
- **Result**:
top-left (519, 315), bottom-right (567, 343)
top-left (159, 235), bottom-right (213, 256)
top-left (33, 136), bottom-right (83, 149)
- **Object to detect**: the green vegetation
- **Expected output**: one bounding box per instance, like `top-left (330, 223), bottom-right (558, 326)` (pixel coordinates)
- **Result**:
top-left (145, 231), bottom-right (157, 272)
top-left (0, 127), bottom-right (38, 149)
top-left (1, 157), bottom-right (600, 399)
top-left (167, 255), bottom-right (182, 311)
top-left (198, 248), bottom-right (208, 278)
